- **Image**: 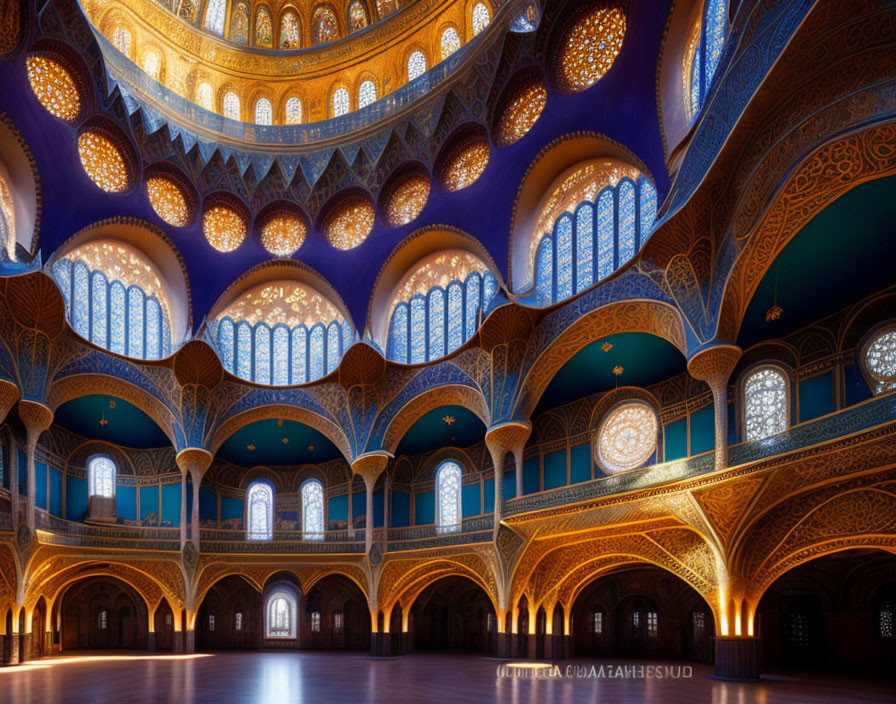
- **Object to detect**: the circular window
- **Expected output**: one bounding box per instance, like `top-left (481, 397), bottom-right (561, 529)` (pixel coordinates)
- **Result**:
top-left (324, 195), bottom-right (375, 250)
top-left (78, 131), bottom-right (131, 193)
top-left (557, 5), bottom-right (626, 93)
top-left (26, 55), bottom-right (81, 121)
top-left (261, 213), bottom-right (306, 256)
top-left (595, 401), bottom-right (657, 473)
top-left (495, 73), bottom-right (547, 147)
top-left (441, 138), bottom-right (490, 192)
top-left (864, 328), bottom-right (896, 394)
top-left (203, 204), bottom-right (247, 252)
top-left (383, 171), bottom-right (430, 227)
top-left (146, 176), bottom-right (190, 227)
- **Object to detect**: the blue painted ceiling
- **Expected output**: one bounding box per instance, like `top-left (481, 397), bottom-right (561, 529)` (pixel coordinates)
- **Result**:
top-left (216, 418), bottom-right (342, 467)
top-left (395, 404), bottom-right (486, 457)
top-left (54, 394), bottom-right (169, 448)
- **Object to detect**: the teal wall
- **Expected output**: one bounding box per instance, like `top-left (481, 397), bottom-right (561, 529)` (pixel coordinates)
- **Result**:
top-left (116, 485), bottom-right (137, 521)
top-left (664, 418), bottom-right (687, 461)
top-left (66, 475), bottom-right (87, 521)
top-left (373, 489), bottom-right (384, 527)
top-left (221, 496), bottom-right (243, 525)
top-left (689, 405), bottom-right (715, 456)
top-left (844, 364), bottom-right (872, 406)
top-left (49, 467), bottom-right (62, 516)
top-left (160, 483), bottom-right (180, 526)
top-left (543, 450), bottom-right (566, 490)
top-left (461, 482), bottom-right (480, 518)
top-left (391, 491), bottom-right (410, 527)
top-left (199, 487), bottom-right (217, 523)
top-left (352, 491), bottom-right (365, 524)
top-left (502, 470), bottom-right (516, 500)
top-left (328, 494), bottom-right (347, 529)
top-left (523, 457), bottom-right (540, 494)
top-left (140, 486), bottom-right (158, 524)
top-left (570, 443), bottom-right (591, 485)
top-left (483, 478), bottom-right (494, 514)
top-left (799, 372), bottom-right (835, 422)
top-left (35, 461), bottom-right (46, 510)
top-left (415, 490), bottom-right (434, 525)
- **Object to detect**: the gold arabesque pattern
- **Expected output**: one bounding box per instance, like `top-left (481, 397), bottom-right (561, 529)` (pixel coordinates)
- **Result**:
top-left (261, 214), bottom-right (307, 256)
top-left (384, 173), bottom-right (430, 227)
top-left (146, 177), bottom-right (190, 227)
top-left (442, 140), bottom-right (489, 192)
top-left (26, 55), bottom-right (81, 121)
top-left (558, 6), bottom-right (625, 93)
top-left (203, 205), bottom-right (247, 252)
top-left (496, 80), bottom-right (547, 147)
top-left (218, 281), bottom-right (344, 328)
top-left (77, 131), bottom-right (130, 193)
top-left (325, 196), bottom-right (375, 250)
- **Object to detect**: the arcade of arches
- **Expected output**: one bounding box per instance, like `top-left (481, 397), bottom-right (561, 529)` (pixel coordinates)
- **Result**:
top-left (2, 0), bottom-right (896, 701)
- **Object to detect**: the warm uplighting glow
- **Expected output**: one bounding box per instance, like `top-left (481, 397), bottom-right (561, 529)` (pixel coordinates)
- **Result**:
top-left (261, 214), bottom-right (306, 256)
top-left (26, 55), bottom-right (81, 121)
top-left (0, 653), bottom-right (213, 673)
top-left (558, 6), bottom-right (626, 92)
top-left (146, 177), bottom-right (189, 227)
top-left (203, 205), bottom-right (247, 252)
top-left (78, 131), bottom-right (130, 193)
top-left (442, 140), bottom-right (490, 192)
top-left (325, 196), bottom-right (375, 250)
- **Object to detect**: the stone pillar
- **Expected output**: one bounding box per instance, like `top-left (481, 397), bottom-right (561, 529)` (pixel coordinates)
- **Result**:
top-left (176, 449), bottom-right (213, 552)
top-left (485, 422), bottom-right (532, 530)
top-left (18, 400), bottom-right (53, 533)
top-left (44, 631), bottom-right (53, 656)
top-left (185, 629), bottom-right (195, 653)
top-left (687, 345), bottom-right (742, 470)
top-left (173, 630), bottom-right (184, 653)
top-left (714, 636), bottom-right (760, 680)
top-left (351, 452), bottom-right (392, 555)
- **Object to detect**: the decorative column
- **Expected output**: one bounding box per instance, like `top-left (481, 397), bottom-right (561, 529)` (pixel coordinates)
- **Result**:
top-left (485, 421), bottom-right (532, 530)
top-left (18, 400), bottom-right (53, 533)
top-left (687, 345), bottom-right (742, 470)
top-left (0, 380), bottom-right (19, 426)
top-left (176, 448), bottom-right (213, 552)
top-left (351, 452), bottom-right (392, 555)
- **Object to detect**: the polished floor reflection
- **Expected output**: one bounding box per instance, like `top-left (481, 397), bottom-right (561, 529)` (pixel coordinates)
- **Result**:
top-left (1, 652), bottom-right (894, 704)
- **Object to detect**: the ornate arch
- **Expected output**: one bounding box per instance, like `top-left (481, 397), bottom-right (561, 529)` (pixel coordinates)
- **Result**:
top-left (377, 554), bottom-right (498, 614)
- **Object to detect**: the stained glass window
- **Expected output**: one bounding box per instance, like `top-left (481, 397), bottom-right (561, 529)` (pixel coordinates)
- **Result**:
top-left (203, 0), bottom-right (226, 35)
top-left (285, 96), bottom-right (302, 124)
top-left (386, 252), bottom-right (496, 363)
top-left (407, 50), bottom-right (427, 81)
top-left (495, 79), bottom-right (547, 147)
top-left (441, 27), bottom-right (461, 60)
top-left (203, 204), bottom-right (246, 252)
top-left (744, 367), bottom-right (788, 441)
top-left (301, 479), bottom-right (324, 539)
top-left (78, 132), bottom-right (130, 193)
top-left (255, 6), bottom-right (273, 46)
top-left (0, 177), bottom-right (15, 260)
top-left (141, 50), bottom-right (161, 80)
top-left (375, 0), bottom-right (397, 17)
top-left (214, 282), bottom-right (350, 384)
top-left (880, 605), bottom-right (895, 638)
top-left (113, 26), bottom-right (132, 56)
top-left (471, 3), bottom-right (490, 36)
top-left (593, 611), bottom-right (603, 634)
top-left (383, 173), bottom-right (430, 227)
top-left (684, 0), bottom-right (728, 119)
top-left (247, 481), bottom-right (273, 540)
top-left (312, 5), bottom-right (339, 45)
top-left (558, 6), bottom-right (625, 92)
top-left (436, 461), bottom-right (462, 533)
top-left (531, 162), bottom-right (658, 305)
top-left (280, 10), bottom-right (301, 48)
top-left (146, 176), bottom-right (189, 227)
top-left (555, 215), bottom-right (573, 301)
top-left (266, 590), bottom-right (296, 637)
top-left (311, 611), bottom-right (321, 632)
top-left (332, 87), bottom-right (350, 117)
top-left (511, 3), bottom-right (537, 33)
top-left (27, 55), bottom-right (81, 121)
top-left (647, 611), bottom-right (658, 635)
top-left (88, 455), bottom-right (116, 498)
top-left (864, 329), bottom-right (896, 394)
top-left (442, 139), bottom-right (489, 191)
top-left (231, 2), bottom-right (250, 43)
top-left (255, 98), bottom-right (273, 125)
top-left (196, 82), bottom-right (214, 111)
top-left (261, 213), bottom-right (306, 256)
top-left (358, 80), bottom-right (376, 108)
top-left (596, 402), bottom-right (658, 473)
top-left (235, 612), bottom-right (243, 630)
top-left (324, 195), bottom-right (374, 249)
top-left (223, 91), bottom-right (240, 120)
top-left (348, 1), bottom-right (368, 31)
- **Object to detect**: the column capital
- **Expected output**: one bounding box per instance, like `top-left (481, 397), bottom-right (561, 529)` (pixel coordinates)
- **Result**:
top-left (687, 344), bottom-right (742, 390)
top-left (175, 447), bottom-right (213, 477)
top-left (17, 400), bottom-right (53, 440)
top-left (485, 420), bottom-right (532, 454)
top-left (351, 451), bottom-right (392, 486)
top-left (0, 380), bottom-right (20, 425)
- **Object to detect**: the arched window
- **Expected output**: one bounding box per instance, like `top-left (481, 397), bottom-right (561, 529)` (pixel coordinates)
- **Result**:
top-left (407, 50), bottom-right (427, 81)
top-left (88, 455), bottom-right (116, 498)
top-left (196, 82), bottom-right (214, 111)
top-left (255, 6), bottom-right (273, 46)
top-left (358, 80), bottom-right (376, 108)
top-left (312, 5), bottom-right (339, 45)
top-left (52, 241), bottom-right (173, 359)
top-left (348, 1), bottom-right (368, 31)
top-left (863, 327), bottom-right (896, 394)
top-left (254, 98), bottom-right (273, 125)
top-left (246, 480), bottom-right (274, 540)
top-left (531, 162), bottom-right (657, 305)
top-left (113, 26), bottom-right (132, 57)
top-left (310, 611), bottom-right (321, 631)
top-left (213, 282), bottom-right (353, 384)
top-left (595, 401), bottom-right (658, 474)
top-left (223, 91), bottom-right (240, 120)
top-left (436, 461), bottom-right (462, 533)
top-left (0, 175), bottom-right (15, 261)
top-left (332, 87), bottom-right (350, 117)
top-left (265, 589), bottom-right (297, 638)
top-left (141, 50), bottom-right (161, 80)
top-left (230, 2), bottom-right (250, 43)
top-left (386, 251), bottom-right (497, 363)
top-left (235, 612), bottom-right (243, 630)
top-left (301, 479), bottom-right (324, 540)
top-left (684, 0), bottom-right (728, 120)
top-left (471, 3), bottom-right (490, 36)
top-left (593, 610), bottom-right (603, 634)
top-left (743, 367), bottom-right (789, 441)
top-left (285, 96), bottom-right (302, 124)
top-left (280, 10), bottom-right (300, 48)
top-left (440, 27), bottom-right (461, 60)
top-left (203, 0), bottom-right (226, 35)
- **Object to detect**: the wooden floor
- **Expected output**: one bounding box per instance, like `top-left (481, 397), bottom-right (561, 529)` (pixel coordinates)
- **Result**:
top-left (1, 651), bottom-right (894, 704)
